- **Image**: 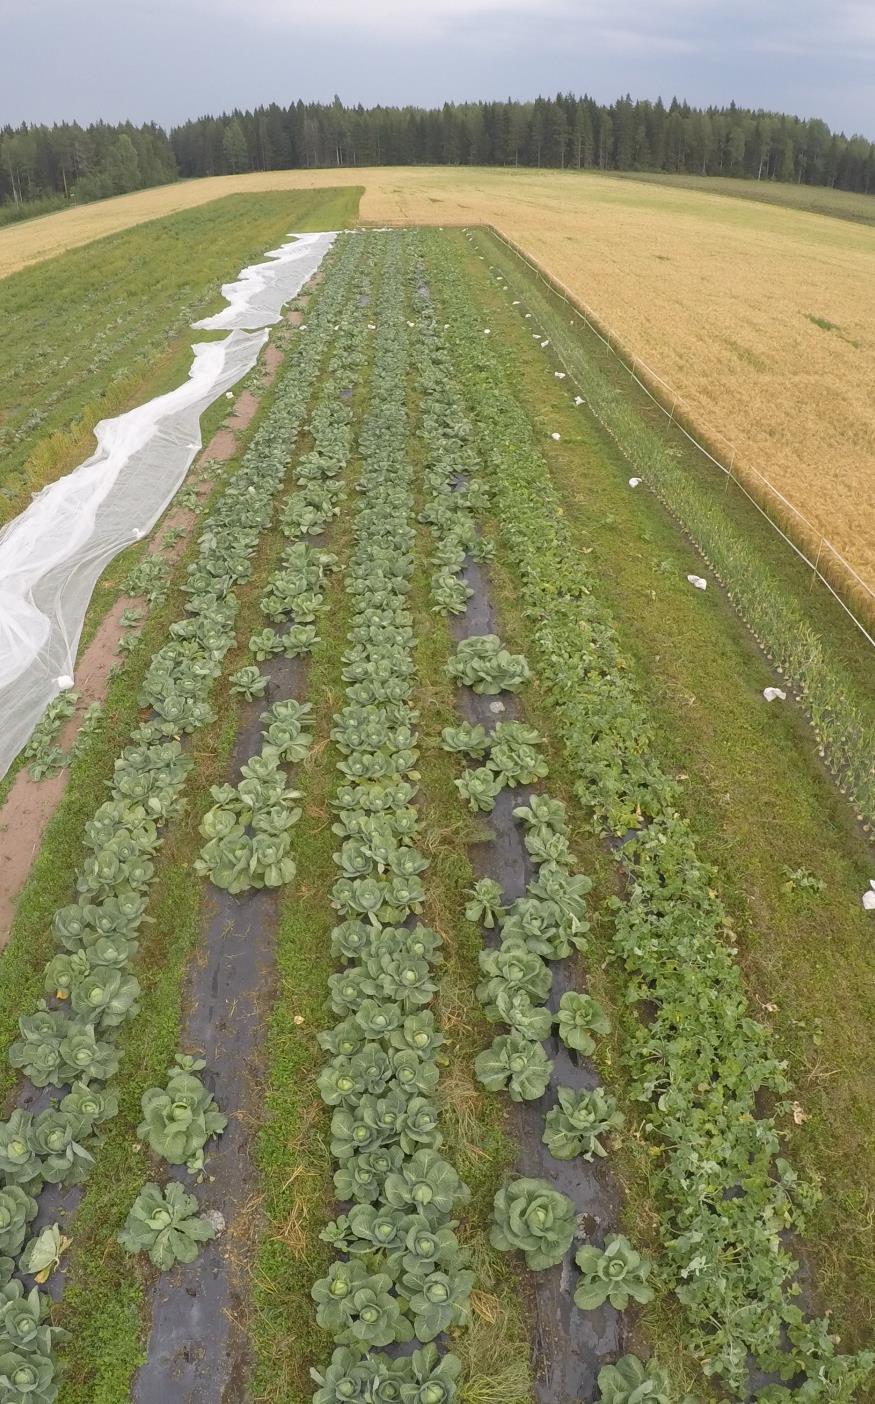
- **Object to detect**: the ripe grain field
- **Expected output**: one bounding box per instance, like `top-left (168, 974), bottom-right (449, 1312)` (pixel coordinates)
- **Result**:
top-left (1, 224), bottom-right (874, 1404)
top-left (3, 168), bottom-right (875, 597)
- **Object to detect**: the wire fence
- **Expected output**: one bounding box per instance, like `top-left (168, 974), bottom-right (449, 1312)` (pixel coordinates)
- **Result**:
top-left (483, 224), bottom-right (875, 652)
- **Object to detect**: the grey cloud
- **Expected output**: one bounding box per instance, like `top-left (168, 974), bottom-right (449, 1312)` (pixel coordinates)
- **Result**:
top-left (1, 0), bottom-right (871, 136)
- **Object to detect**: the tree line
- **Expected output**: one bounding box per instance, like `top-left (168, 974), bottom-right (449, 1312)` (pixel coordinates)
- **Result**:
top-left (3, 93), bottom-right (874, 224)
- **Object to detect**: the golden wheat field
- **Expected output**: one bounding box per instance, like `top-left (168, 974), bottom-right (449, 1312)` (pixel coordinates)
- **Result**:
top-left (4, 166), bottom-right (875, 589)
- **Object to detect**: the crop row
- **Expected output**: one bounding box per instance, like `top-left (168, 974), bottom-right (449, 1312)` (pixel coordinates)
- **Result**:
top-left (0, 232), bottom-right (370, 1400)
top-left (419, 230), bottom-right (875, 1401)
top-left (307, 234), bottom-right (470, 1404)
top-left (404, 241), bottom-right (678, 1404)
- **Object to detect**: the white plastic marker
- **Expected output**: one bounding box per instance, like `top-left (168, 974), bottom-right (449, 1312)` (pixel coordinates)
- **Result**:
top-left (863, 881), bottom-right (875, 911)
top-left (483, 329), bottom-right (491, 335)
top-left (628, 478), bottom-right (642, 488)
top-left (540, 339), bottom-right (550, 348)
top-left (0, 230), bottom-right (337, 781)
top-left (555, 372), bottom-right (566, 380)
top-left (687, 575), bottom-right (708, 590)
top-left (574, 396), bottom-right (584, 406)
top-left (763, 687), bottom-right (787, 702)
top-left (551, 433), bottom-right (562, 442)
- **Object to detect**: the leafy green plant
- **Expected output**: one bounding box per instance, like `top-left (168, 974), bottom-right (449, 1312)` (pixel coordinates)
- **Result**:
top-left (490, 1177), bottom-right (577, 1269)
top-left (0, 1188), bottom-right (37, 1259)
top-left (543, 1086), bottom-right (624, 1160)
top-left (446, 634), bottom-right (531, 694)
top-left (454, 765), bottom-right (503, 813)
top-left (229, 665), bottom-right (268, 700)
top-left (311, 1261), bottom-right (412, 1347)
top-left (474, 1032), bottom-right (552, 1101)
top-left (19, 1225), bottom-right (70, 1284)
top-left (574, 1234), bottom-right (655, 1310)
top-left (136, 1056), bottom-right (227, 1170)
top-left (463, 877), bottom-right (506, 927)
top-left (0, 1348), bottom-right (58, 1404)
top-left (782, 866), bottom-right (825, 896)
top-left (596, 1354), bottom-right (673, 1404)
top-left (118, 1181), bottom-right (217, 1270)
top-left (555, 991), bottom-right (611, 1054)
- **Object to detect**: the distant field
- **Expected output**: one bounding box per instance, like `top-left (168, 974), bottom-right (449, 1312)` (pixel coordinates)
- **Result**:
top-left (3, 166), bottom-right (875, 590)
top-left (0, 186), bottom-right (360, 523)
top-left (610, 169), bottom-right (875, 225)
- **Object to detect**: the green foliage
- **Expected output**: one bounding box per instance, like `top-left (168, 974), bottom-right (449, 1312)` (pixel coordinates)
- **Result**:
top-left (596, 1354), bottom-right (674, 1404)
top-left (490, 1177), bottom-right (577, 1270)
top-left (555, 990), bottom-right (611, 1054)
top-left (463, 877), bottom-right (506, 928)
top-left (542, 1086), bottom-right (624, 1161)
top-left (423, 230), bottom-right (875, 1394)
top-left (195, 756), bottom-right (302, 893)
top-left (229, 664), bottom-right (268, 700)
top-left (474, 1033), bottom-right (552, 1102)
top-left (118, 1181), bottom-right (216, 1270)
top-left (574, 1234), bottom-right (655, 1310)
top-left (136, 1055), bottom-right (227, 1170)
top-left (446, 634), bottom-right (531, 695)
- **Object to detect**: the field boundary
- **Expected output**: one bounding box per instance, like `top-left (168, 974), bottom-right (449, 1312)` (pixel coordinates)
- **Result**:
top-left (484, 223), bottom-right (875, 648)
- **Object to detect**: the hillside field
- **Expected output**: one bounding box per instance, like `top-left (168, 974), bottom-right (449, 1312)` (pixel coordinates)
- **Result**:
top-left (2, 166), bottom-right (875, 598)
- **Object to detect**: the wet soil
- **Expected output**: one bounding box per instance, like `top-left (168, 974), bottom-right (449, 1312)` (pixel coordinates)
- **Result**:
top-left (452, 557), bottom-right (624, 1404)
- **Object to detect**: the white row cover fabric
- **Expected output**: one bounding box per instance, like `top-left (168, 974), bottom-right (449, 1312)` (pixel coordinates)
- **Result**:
top-left (0, 230), bottom-right (336, 779)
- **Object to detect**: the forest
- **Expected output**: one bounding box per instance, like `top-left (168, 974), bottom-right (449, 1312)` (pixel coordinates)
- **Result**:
top-left (2, 92), bottom-right (875, 225)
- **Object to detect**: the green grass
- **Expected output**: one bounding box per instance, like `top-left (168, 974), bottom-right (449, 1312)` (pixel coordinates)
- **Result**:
top-left (608, 170), bottom-right (875, 227)
top-left (442, 227), bottom-right (875, 1358)
top-left (0, 186), bottom-right (361, 522)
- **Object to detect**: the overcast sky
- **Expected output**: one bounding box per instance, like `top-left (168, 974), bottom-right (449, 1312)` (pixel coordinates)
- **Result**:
top-left (4, 0), bottom-right (874, 137)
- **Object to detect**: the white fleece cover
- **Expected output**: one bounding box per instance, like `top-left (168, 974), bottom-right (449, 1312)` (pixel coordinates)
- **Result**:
top-left (0, 230), bottom-right (336, 778)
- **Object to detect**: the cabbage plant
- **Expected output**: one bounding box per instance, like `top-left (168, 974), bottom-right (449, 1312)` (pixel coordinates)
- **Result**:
top-left (543, 1086), bottom-right (624, 1161)
top-left (0, 1280), bottom-right (62, 1360)
top-left (229, 665), bottom-right (268, 700)
top-left (0, 1348), bottom-right (57, 1404)
top-left (118, 1181), bottom-right (217, 1270)
top-left (0, 1187), bottom-right (38, 1259)
top-left (574, 1234), bottom-right (655, 1310)
top-left (446, 634), bottom-right (531, 694)
top-left (555, 991), bottom-right (611, 1054)
top-left (490, 1177), bottom-right (577, 1269)
top-left (464, 877), bottom-right (505, 928)
top-left (137, 1057), bottom-right (227, 1170)
top-left (596, 1354), bottom-right (673, 1404)
top-left (311, 1261), bottom-right (412, 1347)
top-left (474, 1033), bottom-right (552, 1102)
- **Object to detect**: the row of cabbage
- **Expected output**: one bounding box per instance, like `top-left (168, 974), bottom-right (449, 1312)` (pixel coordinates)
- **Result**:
top-left (194, 244), bottom-right (376, 896)
top-left (309, 236), bottom-right (471, 1404)
top-left (418, 231), bottom-right (875, 1401)
top-left (473, 232), bottom-right (875, 834)
top-left (0, 235), bottom-right (368, 1403)
top-left (405, 246), bottom-right (671, 1404)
